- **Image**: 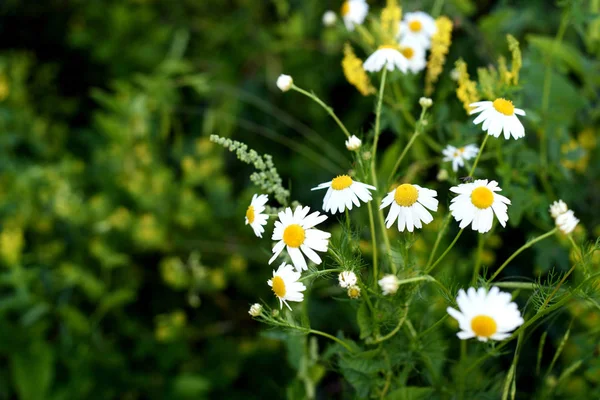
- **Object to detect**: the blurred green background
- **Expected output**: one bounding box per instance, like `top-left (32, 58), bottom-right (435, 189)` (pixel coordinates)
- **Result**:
top-left (0, 0), bottom-right (599, 399)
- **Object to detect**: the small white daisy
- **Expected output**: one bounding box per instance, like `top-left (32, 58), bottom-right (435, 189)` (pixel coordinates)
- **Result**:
top-left (449, 179), bottom-right (511, 234)
top-left (378, 274), bottom-right (399, 296)
top-left (268, 263), bottom-right (306, 310)
top-left (398, 36), bottom-right (427, 73)
top-left (338, 271), bottom-right (358, 288)
top-left (470, 98), bottom-right (526, 140)
top-left (398, 11), bottom-right (437, 49)
top-left (311, 175), bottom-right (376, 214)
top-left (345, 135), bottom-right (362, 151)
top-left (363, 45), bottom-right (409, 73)
top-left (380, 183), bottom-right (439, 232)
top-left (248, 303), bottom-right (263, 317)
top-left (555, 210), bottom-right (579, 234)
top-left (277, 74), bottom-right (293, 92)
top-left (245, 194), bottom-right (269, 238)
top-left (549, 200), bottom-right (568, 219)
top-left (442, 144), bottom-right (479, 172)
top-left (341, 0), bottom-right (368, 31)
top-left (269, 206), bottom-right (331, 272)
top-left (322, 10), bottom-right (337, 27)
top-left (447, 286), bottom-right (524, 342)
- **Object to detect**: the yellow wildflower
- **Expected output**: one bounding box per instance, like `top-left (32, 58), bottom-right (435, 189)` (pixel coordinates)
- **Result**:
top-left (505, 34), bottom-right (522, 85)
top-left (425, 16), bottom-right (453, 96)
top-left (342, 43), bottom-right (376, 96)
top-left (380, 0), bottom-right (402, 43)
top-left (577, 127), bottom-right (597, 150)
top-left (561, 139), bottom-right (589, 173)
top-left (455, 59), bottom-right (480, 114)
top-left (0, 73), bottom-right (9, 101)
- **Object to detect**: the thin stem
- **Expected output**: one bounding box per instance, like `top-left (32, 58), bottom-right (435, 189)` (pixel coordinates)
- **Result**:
top-left (471, 234), bottom-right (486, 284)
top-left (426, 229), bottom-right (464, 273)
top-left (367, 202), bottom-right (379, 285)
top-left (468, 134), bottom-right (490, 176)
top-left (345, 209), bottom-right (351, 233)
top-left (291, 85), bottom-right (351, 138)
top-left (308, 329), bottom-right (355, 353)
top-left (494, 282), bottom-right (537, 290)
top-left (426, 213), bottom-right (452, 269)
top-left (488, 228), bottom-right (557, 282)
top-left (370, 301), bottom-right (410, 344)
top-left (431, 0), bottom-right (446, 17)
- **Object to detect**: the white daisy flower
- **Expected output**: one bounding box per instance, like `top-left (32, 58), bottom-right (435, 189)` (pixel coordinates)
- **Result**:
top-left (555, 210), bottom-right (579, 234)
top-left (470, 98), bottom-right (526, 140)
top-left (398, 11), bottom-right (437, 49)
top-left (322, 10), bottom-right (337, 27)
top-left (446, 286), bottom-right (524, 342)
top-left (378, 274), bottom-right (399, 296)
top-left (347, 285), bottom-right (361, 299)
top-left (549, 200), bottom-right (568, 219)
top-left (341, 0), bottom-right (368, 31)
top-left (269, 206), bottom-right (331, 272)
top-left (248, 303), bottom-right (263, 317)
top-left (311, 175), bottom-right (376, 214)
top-left (398, 36), bottom-right (427, 73)
top-left (363, 45), bottom-right (409, 73)
top-left (245, 194), bottom-right (269, 238)
top-left (442, 144), bottom-right (479, 172)
top-left (338, 271), bottom-right (357, 288)
top-left (345, 135), bottom-right (362, 151)
top-left (268, 263), bottom-right (306, 310)
top-left (277, 74), bottom-right (293, 92)
top-left (449, 179), bottom-right (511, 234)
top-left (380, 183), bottom-right (439, 232)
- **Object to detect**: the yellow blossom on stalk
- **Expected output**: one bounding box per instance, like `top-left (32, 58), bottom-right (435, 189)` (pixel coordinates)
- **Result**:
top-left (455, 59), bottom-right (480, 114)
top-left (0, 72), bottom-right (9, 101)
top-left (504, 34), bottom-right (522, 85)
top-left (561, 139), bottom-right (589, 173)
top-left (425, 16), bottom-right (453, 96)
top-left (342, 43), bottom-right (376, 96)
top-left (380, 0), bottom-right (402, 43)
top-left (577, 127), bottom-right (597, 150)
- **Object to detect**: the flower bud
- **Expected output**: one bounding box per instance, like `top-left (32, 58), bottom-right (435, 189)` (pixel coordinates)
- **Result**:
top-left (419, 97), bottom-right (433, 108)
top-left (322, 10), bottom-right (337, 27)
top-left (378, 274), bottom-right (399, 296)
top-left (248, 303), bottom-right (263, 317)
top-left (345, 135), bottom-right (362, 151)
top-left (276, 74), bottom-right (293, 92)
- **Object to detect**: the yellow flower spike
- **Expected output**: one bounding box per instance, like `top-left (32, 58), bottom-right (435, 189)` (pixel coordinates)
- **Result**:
top-left (425, 16), bottom-right (453, 96)
top-left (577, 127), bottom-right (597, 150)
top-left (506, 34), bottom-right (522, 85)
top-left (380, 0), bottom-right (402, 42)
top-left (455, 59), bottom-right (480, 114)
top-left (342, 43), bottom-right (376, 96)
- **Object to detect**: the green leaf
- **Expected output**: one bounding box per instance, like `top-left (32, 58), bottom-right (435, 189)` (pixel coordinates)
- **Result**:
top-left (356, 302), bottom-right (373, 339)
top-left (11, 341), bottom-right (54, 400)
top-left (527, 35), bottom-right (586, 77)
top-left (171, 374), bottom-right (211, 399)
top-left (387, 386), bottom-right (435, 400)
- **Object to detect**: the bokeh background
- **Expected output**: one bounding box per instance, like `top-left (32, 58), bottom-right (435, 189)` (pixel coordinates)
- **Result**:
top-left (0, 0), bottom-right (599, 399)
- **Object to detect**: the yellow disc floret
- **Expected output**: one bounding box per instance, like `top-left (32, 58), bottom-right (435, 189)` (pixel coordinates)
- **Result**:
top-left (471, 315), bottom-right (497, 337)
top-left (246, 205), bottom-right (255, 224)
top-left (341, 1), bottom-right (350, 16)
top-left (409, 20), bottom-right (423, 32)
top-left (331, 175), bottom-right (353, 190)
top-left (271, 276), bottom-right (286, 298)
top-left (283, 224), bottom-right (305, 248)
top-left (471, 187), bottom-right (494, 209)
top-left (492, 98), bottom-right (515, 116)
top-left (401, 47), bottom-right (414, 59)
top-left (394, 184), bottom-right (419, 207)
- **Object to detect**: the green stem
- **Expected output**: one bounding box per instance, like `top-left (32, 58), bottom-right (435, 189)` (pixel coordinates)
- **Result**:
top-left (494, 282), bottom-right (537, 290)
top-left (425, 213), bottom-right (452, 269)
top-left (431, 0), bottom-right (446, 17)
top-left (345, 209), bottom-right (351, 233)
top-left (291, 85), bottom-right (351, 138)
top-left (388, 131), bottom-right (421, 183)
top-left (308, 329), bottom-right (355, 353)
top-left (426, 229), bottom-right (464, 273)
top-left (367, 201), bottom-right (379, 285)
top-left (468, 134), bottom-right (490, 176)
top-left (488, 228), bottom-right (557, 282)
top-left (471, 234), bottom-right (486, 284)
top-left (370, 301), bottom-right (410, 344)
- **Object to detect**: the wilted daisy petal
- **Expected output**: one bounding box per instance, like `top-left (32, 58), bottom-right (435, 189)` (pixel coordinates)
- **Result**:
top-left (380, 183), bottom-right (438, 232)
top-left (449, 179), bottom-right (511, 234)
top-left (447, 286), bottom-right (524, 342)
top-left (312, 175), bottom-right (376, 214)
top-left (269, 206), bottom-right (331, 272)
top-left (345, 135), bottom-right (362, 151)
top-left (245, 194), bottom-right (269, 238)
top-left (470, 98), bottom-right (526, 140)
top-left (338, 271), bottom-right (358, 288)
top-left (378, 274), bottom-right (399, 296)
top-left (267, 263), bottom-right (306, 310)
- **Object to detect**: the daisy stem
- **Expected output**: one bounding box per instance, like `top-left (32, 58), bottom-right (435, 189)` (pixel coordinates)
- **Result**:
top-left (370, 301), bottom-right (410, 344)
top-left (425, 213), bottom-right (452, 269)
top-left (426, 228), bottom-right (464, 274)
top-left (431, 0), bottom-right (446, 16)
top-left (468, 134), bottom-right (489, 176)
top-left (387, 107), bottom-right (427, 184)
top-left (308, 329), bottom-right (354, 353)
top-left (345, 209), bottom-right (351, 234)
top-left (367, 198), bottom-right (379, 284)
top-left (471, 234), bottom-right (486, 284)
top-left (358, 281), bottom-right (380, 336)
top-left (290, 85), bottom-right (351, 138)
top-left (488, 228), bottom-right (558, 282)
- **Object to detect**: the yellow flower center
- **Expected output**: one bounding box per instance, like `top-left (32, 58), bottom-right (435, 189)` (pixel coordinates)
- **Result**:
top-left (409, 20), bottom-right (422, 32)
top-left (341, 1), bottom-right (350, 16)
top-left (394, 184), bottom-right (418, 207)
top-left (283, 224), bottom-right (305, 248)
top-left (471, 315), bottom-right (497, 338)
top-left (272, 276), bottom-right (286, 298)
top-left (246, 205), bottom-right (255, 223)
top-left (331, 175), bottom-right (353, 190)
top-left (347, 286), bottom-right (361, 299)
top-left (492, 98), bottom-right (515, 116)
top-left (401, 47), bottom-right (414, 59)
top-left (471, 187), bottom-right (494, 209)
